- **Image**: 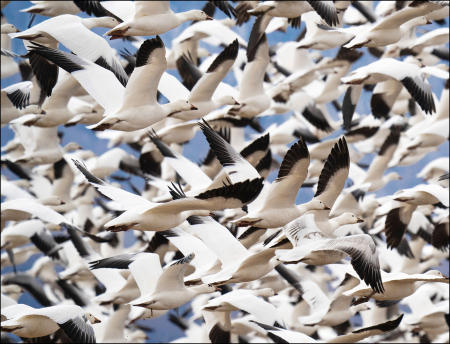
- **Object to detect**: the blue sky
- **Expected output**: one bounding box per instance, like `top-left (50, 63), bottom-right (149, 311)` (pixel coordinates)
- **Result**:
top-left (1, 1), bottom-right (448, 342)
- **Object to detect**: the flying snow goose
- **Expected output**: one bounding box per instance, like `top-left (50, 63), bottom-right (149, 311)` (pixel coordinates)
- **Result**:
top-left (9, 71), bottom-right (99, 128)
top-left (10, 14), bottom-right (127, 86)
top-left (6, 125), bottom-right (81, 166)
top-left (417, 157), bottom-right (450, 183)
top-left (1, 304), bottom-right (100, 342)
top-left (200, 234), bottom-right (292, 286)
top-left (130, 253), bottom-right (217, 311)
top-left (277, 212), bottom-right (384, 294)
top-left (20, 1), bottom-right (80, 17)
top-left (341, 57), bottom-right (448, 115)
top-left (235, 138), bottom-right (329, 228)
top-left (253, 313), bottom-right (403, 343)
top-left (1, 23), bottom-right (20, 78)
top-left (384, 183), bottom-right (449, 249)
top-left (228, 34), bottom-right (271, 119)
top-left (296, 12), bottom-right (356, 50)
top-left (158, 227), bottom-right (221, 282)
top-left (343, 1), bottom-right (443, 49)
top-left (72, 159), bottom-right (263, 232)
top-left (27, 37), bottom-right (195, 131)
top-left (298, 279), bottom-right (369, 327)
top-left (104, 1), bottom-right (213, 39)
top-left (346, 270), bottom-right (449, 306)
top-left (247, 1), bottom-right (339, 53)
top-left (202, 288), bottom-right (276, 325)
top-left (171, 40), bottom-right (239, 121)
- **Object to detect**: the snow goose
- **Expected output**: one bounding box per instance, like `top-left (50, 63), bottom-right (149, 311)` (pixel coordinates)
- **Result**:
top-left (277, 212), bottom-right (384, 294)
top-left (1, 22), bottom-right (20, 78)
top-left (10, 14), bottom-right (127, 87)
top-left (72, 159), bottom-right (263, 232)
top-left (202, 288), bottom-right (276, 325)
top-left (130, 253), bottom-right (217, 312)
top-left (235, 138), bottom-right (329, 228)
top-left (181, 215), bottom-right (290, 286)
top-left (1, 219), bottom-right (46, 250)
top-left (171, 42), bottom-right (239, 121)
top-left (384, 183), bottom-right (449, 249)
top-left (246, 1), bottom-right (339, 53)
top-left (347, 270), bottom-right (449, 306)
top-left (158, 227), bottom-right (221, 283)
top-left (341, 57), bottom-right (447, 115)
top-left (6, 125), bottom-right (81, 166)
top-left (417, 157), bottom-right (449, 183)
top-left (9, 71), bottom-right (98, 128)
top-left (104, 1), bottom-right (213, 39)
top-left (20, 1), bottom-right (80, 17)
top-left (1, 304), bottom-right (100, 342)
top-left (298, 279), bottom-right (370, 327)
top-left (228, 33), bottom-right (271, 119)
top-left (343, 1), bottom-right (443, 49)
top-left (296, 12), bottom-right (356, 50)
top-left (27, 37), bottom-right (195, 131)
top-left (252, 314), bottom-right (403, 343)
top-left (200, 234), bottom-right (292, 286)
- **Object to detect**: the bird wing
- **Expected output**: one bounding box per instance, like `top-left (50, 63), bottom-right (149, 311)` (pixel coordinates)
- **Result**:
top-left (134, 1), bottom-right (171, 17)
top-left (264, 138), bottom-right (310, 209)
top-left (325, 234), bottom-right (384, 294)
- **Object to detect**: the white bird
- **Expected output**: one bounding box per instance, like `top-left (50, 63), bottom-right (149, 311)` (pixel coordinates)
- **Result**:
top-left (343, 1), bottom-right (443, 49)
top-left (346, 270), bottom-right (449, 305)
top-left (235, 138), bottom-right (329, 228)
top-left (130, 253), bottom-right (217, 312)
top-left (10, 14), bottom-right (127, 86)
top-left (172, 39), bottom-right (239, 121)
top-left (277, 212), bottom-right (384, 294)
top-left (1, 303), bottom-right (100, 342)
top-left (202, 288), bottom-right (276, 325)
top-left (72, 159), bottom-right (263, 232)
top-left (228, 34), bottom-right (271, 119)
top-left (104, 1), bottom-right (213, 39)
top-left (27, 37), bottom-right (196, 131)
top-left (342, 57), bottom-right (448, 115)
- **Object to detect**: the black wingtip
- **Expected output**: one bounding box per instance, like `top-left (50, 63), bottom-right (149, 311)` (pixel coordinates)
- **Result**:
top-left (240, 133), bottom-right (270, 159)
top-left (148, 130), bottom-right (176, 158)
top-left (206, 39), bottom-right (239, 73)
top-left (136, 36), bottom-right (164, 67)
top-left (196, 178), bottom-right (264, 205)
top-left (401, 76), bottom-right (436, 114)
top-left (353, 314), bottom-right (404, 334)
top-left (314, 137), bottom-right (349, 198)
top-left (72, 159), bottom-right (105, 185)
top-left (276, 138), bottom-right (309, 181)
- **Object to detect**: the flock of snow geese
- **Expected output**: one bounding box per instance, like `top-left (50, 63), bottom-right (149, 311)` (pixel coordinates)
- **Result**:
top-left (1, 0), bottom-right (449, 343)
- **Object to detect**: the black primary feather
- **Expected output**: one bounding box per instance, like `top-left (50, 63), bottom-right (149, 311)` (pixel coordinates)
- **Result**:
top-left (196, 178), bottom-right (264, 205)
top-left (277, 138), bottom-right (309, 181)
top-left (314, 137), bottom-right (349, 198)
top-left (207, 39), bottom-right (238, 73)
top-left (135, 36), bottom-right (164, 68)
